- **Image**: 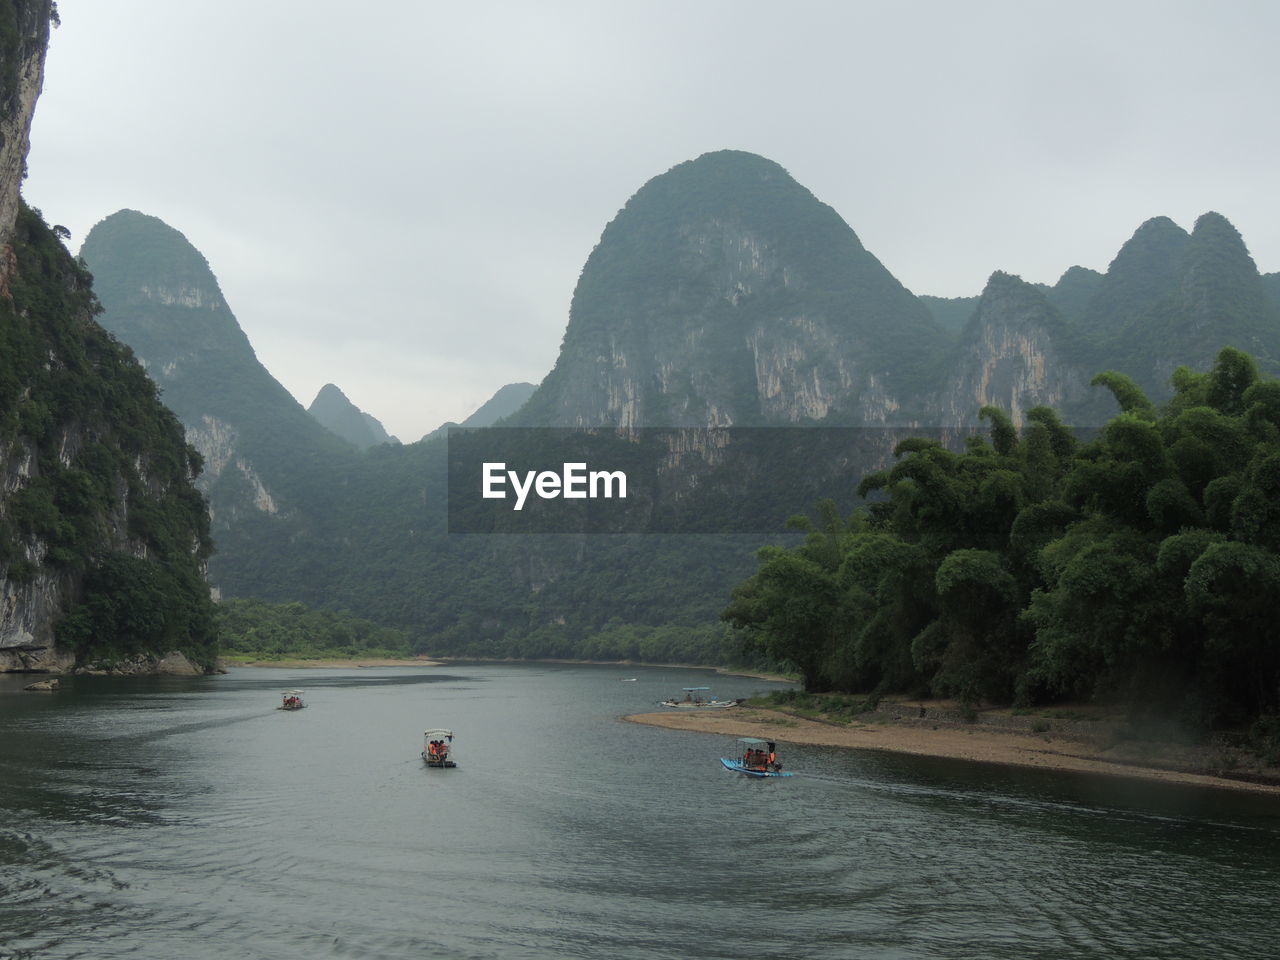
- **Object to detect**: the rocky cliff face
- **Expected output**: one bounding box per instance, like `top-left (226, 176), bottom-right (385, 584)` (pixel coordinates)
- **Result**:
top-left (0, 209), bottom-right (217, 672)
top-left (935, 272), bottom-right (1102, 427)
top-left (515, 151), bottom-right (947, 429)
top-left (0, 0), bottom-right (48, 263)
top-left (0, 2), bottom-right (53, 667)
top-left (79, 211), bottom-right (357, 544)
top-left (1, 6), bottom-right (217, 673)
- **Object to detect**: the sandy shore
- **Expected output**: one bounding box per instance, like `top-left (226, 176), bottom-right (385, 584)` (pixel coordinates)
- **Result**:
top-left (226, 656), bottom-right (444, 669)
top-left (625, 705), bottom-right (1280, 795)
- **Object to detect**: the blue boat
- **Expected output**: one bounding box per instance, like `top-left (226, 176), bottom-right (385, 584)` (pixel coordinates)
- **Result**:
top-left (720, 737), bottom-right (793, 778)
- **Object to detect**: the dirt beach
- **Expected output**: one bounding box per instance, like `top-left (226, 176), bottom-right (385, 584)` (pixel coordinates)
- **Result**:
top-left (625, 703), bottom-right (1280, 795)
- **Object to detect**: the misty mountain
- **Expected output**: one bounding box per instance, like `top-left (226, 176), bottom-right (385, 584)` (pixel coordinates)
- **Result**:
top-left (459, 382), bottom-right (537, 429)
top-left (1116, 213), bottom-right (1280, 387)
top-left (919, 295), bottom-right (978, 335)
top-left (79, 210), bottom-right (360, 538)
top-left (71, 151), bottom-right (1280, 665)
top-left (515, 150), bottom-right (949, 428)
top-left (308, 383), bottom-right (398, 450)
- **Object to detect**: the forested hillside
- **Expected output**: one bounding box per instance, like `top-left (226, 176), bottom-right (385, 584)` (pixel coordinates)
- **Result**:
top-left (76, 150), bottom-right (1280, 677)
top-left (0, 203), bottom-right (217, 670)
top-left (727, 347), bottom-right (1280, 729)
top-left (1, 1), bottom-right (217, 673)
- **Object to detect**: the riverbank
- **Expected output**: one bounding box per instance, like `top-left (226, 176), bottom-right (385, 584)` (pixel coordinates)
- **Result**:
top-left (625, 702), bottom-right (1280, 795)
top-left (430, 656), bottom-right (795, 683)
top-left (225, 656), bottom-right (443, 669)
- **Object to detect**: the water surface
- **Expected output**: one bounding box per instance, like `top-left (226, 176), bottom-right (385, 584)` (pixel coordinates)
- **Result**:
top-left (1, 663), bottom-right (1277, 959)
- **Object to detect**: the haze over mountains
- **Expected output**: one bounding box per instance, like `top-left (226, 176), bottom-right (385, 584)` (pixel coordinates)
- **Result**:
top-left (308, 383), bottom-right (398, 450)
top-left (66, 149), bottom-right (1280, 660)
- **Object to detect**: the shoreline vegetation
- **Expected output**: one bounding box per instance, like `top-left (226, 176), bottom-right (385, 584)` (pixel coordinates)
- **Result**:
top-left (222, 655), bottom-right (443, 669)
top-left (223, 654), bottom-right (784, 679)
top-left (626, 699), bottom-right (1280, 796)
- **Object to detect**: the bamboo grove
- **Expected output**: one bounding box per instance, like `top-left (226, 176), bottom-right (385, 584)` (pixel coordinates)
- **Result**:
top-left (724, 347), bottom-right (1280, 729)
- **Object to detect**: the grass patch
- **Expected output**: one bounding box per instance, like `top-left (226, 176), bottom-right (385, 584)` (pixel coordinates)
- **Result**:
top-left (755, 690), bottom-right (880, 723)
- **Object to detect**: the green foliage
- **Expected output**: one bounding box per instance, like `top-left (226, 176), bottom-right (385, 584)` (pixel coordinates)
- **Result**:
top-left (1, 202), bottom-right (216, 667)
top-left (726, 347), bottom-right (1280, 729)
top-left (216, 598), bottom-right (415, 660)
top-left (58, 555), bottom-right (217, 667)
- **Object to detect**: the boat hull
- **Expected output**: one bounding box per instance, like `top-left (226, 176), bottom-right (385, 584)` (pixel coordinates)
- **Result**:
top-left (659, 700), bottom-right (740, 709)
top-left (720, 758), bottom-right (792, 778)
top-left (423, 756), bottom-right (456, 768)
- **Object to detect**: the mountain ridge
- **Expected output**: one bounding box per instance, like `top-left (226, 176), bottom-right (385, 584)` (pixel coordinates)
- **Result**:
top-left (308, 383), bottom-right (397, 450)
top-left (71, 151), bottom-right (1280, 664)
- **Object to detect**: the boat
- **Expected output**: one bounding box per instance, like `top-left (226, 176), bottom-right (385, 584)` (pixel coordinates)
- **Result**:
top-left (658, 686), bottom-right (741, 709)
top-left (720, 737), bottom-right (793, 778)
top-left (422, 728), bottom-right (457, 768)
top-left (278, 690), bottom-right (306, 711)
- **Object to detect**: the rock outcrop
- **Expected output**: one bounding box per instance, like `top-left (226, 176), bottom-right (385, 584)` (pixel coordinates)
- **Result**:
top-left (937, 272), bottom-right (1101, 427)
top-left (0, 0), bottom-right (50, 262)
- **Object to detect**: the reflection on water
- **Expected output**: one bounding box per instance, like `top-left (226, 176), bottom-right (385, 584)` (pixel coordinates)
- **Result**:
top-left (2, 663), bottom-right (1278, 960)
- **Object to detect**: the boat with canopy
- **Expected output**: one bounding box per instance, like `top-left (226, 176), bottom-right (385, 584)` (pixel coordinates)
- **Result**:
top-left (278, 690), bottom-right (306, 711)
top-left (658, 686), bottom-right (740, 709)
top-left (720, 737), bottom-right (792, 777)
top-left (422, 728), bottom-right (457, 768)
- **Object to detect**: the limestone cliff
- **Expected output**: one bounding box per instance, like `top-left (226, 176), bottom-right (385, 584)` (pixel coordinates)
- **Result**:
top-left (515, 150), bottom-right (948, 429)
top-left (78, 211), bottom-right (357, 554)
top-left (935, 272), bottom-right (1104, 427)
top-left (1, 5), bottom-right (217, 673)
top-left (0, 0), bottom-right (48, 265)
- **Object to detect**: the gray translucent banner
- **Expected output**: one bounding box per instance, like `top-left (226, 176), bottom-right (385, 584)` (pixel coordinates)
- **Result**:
top-left (447, 426), bottom-right (990, 534)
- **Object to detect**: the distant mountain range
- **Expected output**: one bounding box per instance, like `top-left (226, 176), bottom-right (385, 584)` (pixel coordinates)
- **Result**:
top-left (459, 382), bottom-right (537, 429)
top-left (74, 150), bottom-right (1280, 659)
top-left (308, 383), bottom-right (398, 450)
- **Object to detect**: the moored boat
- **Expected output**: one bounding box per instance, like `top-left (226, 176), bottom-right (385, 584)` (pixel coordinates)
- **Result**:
top-left (658, 686), bottom-right (740, 709)
top-left (720, 737), bottom-right (792, 778)
top-left (422, 728), bottom-right (457, 768)
top-left (278, 690), bottom-right (306, 711)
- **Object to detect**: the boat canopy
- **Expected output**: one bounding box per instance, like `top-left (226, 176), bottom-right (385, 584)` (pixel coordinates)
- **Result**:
top-left (423, 728), bottom-right (453, 739)
top-left (282, 690), bottom-right (304, 696)
top-left (683, 687), bottom-right (711, 691)
top-left (736, 737), bottom-right (770, 745)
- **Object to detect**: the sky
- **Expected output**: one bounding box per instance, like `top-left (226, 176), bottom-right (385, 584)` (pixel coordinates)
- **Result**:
top-left (23, 0), bottom-right (1280, 441)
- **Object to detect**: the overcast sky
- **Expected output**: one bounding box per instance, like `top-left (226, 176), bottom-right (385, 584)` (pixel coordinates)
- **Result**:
top-left (23, 0), bottom-right (1280, 441)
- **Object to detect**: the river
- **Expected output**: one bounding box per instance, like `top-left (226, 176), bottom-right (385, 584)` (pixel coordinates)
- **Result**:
top-left (1, 662), bottom-right (1278, 959)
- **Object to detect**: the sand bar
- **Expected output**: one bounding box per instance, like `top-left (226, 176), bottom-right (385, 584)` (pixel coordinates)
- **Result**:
top-left (625, 705), bottom-right (1280, 795)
